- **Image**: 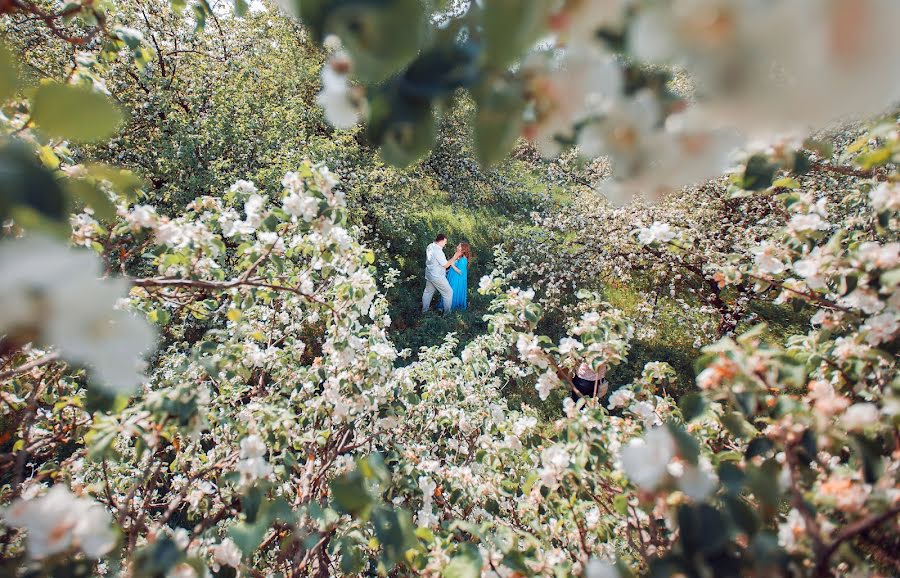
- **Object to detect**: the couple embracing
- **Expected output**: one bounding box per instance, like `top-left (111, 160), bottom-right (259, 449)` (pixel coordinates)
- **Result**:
top-left (422, 234), bottom-right (471, 314)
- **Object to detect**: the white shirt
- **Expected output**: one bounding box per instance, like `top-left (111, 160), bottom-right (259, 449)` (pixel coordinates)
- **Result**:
top-left (425, 242), bottom-right (448, 279)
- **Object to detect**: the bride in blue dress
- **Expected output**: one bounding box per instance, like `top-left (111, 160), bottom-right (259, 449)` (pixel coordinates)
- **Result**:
top-left (443, 242), bottom-right (470, 311)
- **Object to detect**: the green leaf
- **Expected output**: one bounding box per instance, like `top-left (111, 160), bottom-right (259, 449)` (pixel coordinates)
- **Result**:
top-left (668, 423), bottom-right (700, 465)
top-left (474, 76), bottom-right (526, 167)
top-left (133, 536), bottom-right (184, 578)
top-left (803, 138), bottom-right (834, 159)
top-left (678, 393), bottom-right (706, 422)
top-left (149, 308), bottom-right (171, 325)
top-left (325, 0), bottom-right (425, 84)
top-left (444, 542), bottom-right (483, 578)
top-left (851, 434), bottom-right (884, 484)
top-left (745, 459), bottom-right (781, 513)
top-left (771, 177), bottom-right (799, 189)
top-left (745, 437), bottom-right (774, 459)
top-left (31, 83), bottom-right (124, 143)
top-left (113, 26), bottom-right (146, 49)
top-left (855, 147), bottom-right (891, 169)
top-left (228, 520), bottom-right (269, 556)
top-left (37, 146), bottom-right (60, 170)
top-left (66, 179), bottom-right (117, 221)
top-left (134, 46), bottom-right (156, 71)
top-left (718, 462), bottom-right (745, 495)
top-left (483, 0), bottom-right (547, 68)
top-left (791, 150), bottom-right (811, 175)
top-left (613, 493), bottom-right (628, 516)
top-left (722, 412), bottom-right (755, 439)
top-left (193, 0), bottom-right (212, 32)
top-left (242, 484), bottom-right (265, 524)
top-left (371, 98), bottom-right (438, 169)
top-left (330, 469), bottom-right (374, 518)
top-left (83, 165), bottom-right (142, 197)
top-left (0, 139), bottom-right (66, 223)
top-left (290, 0), bottom-right (333, 39)
top-left (371, 506), bottom-right (417, 568)
top-left (339, 541), bottom-right (367, 574)
top-left (0, 43), bottom-right (20, 103)
top-left (677, 504), bottom-right (728, 555)
top-left (742, 154), bottom-right (777, 191)
top-left (723, 495), bottom-right (758, 535)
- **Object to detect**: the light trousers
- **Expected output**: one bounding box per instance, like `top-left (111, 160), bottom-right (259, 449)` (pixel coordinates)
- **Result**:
top-left (422, 274), bottom-right (453, 313)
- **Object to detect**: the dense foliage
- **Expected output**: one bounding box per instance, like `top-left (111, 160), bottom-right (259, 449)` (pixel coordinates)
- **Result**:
top-left (1, 1), bottom-right (899, 578)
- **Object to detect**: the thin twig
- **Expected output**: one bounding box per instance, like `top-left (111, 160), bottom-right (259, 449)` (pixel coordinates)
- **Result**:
top-left (0, 352), bottom-right (61, 381)
top-left (813, 504), bottom-right (900, 577)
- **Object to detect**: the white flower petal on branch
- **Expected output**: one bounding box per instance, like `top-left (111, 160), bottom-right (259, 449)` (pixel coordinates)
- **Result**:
top-left (47, 277), bottom-right (155, 392)
top-left (316, 54), bottom-right (367, 129)
top-left (637, 222), bottom-right (676, 246)
top-left (1, 485), bottom-right (117, 560)
top-left (0, 237), bottom-right (155, 392)
top-left (620, 427), bottom-right (675, 491)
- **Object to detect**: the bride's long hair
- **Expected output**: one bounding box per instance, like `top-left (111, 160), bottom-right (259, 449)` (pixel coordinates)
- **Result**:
top-left (458, 241), bottom-right (472, 260)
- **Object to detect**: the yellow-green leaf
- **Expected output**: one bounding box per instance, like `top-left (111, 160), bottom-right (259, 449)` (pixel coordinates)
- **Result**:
top-left (85, 163), bottom-right (145, 199)
top-left (227, 308), bottom-right (242, 322)
top-left (31, 83), bottom-right (124, 143)
top-left (38, 146), bottom-right (60, 170)
top-left (0, 43), bottom-right (19, 103)
top-left (855, 148), bottom-right (891, 170)
top-left (66, 179), bottom-right (117, 220)
top-left (771, 177), bottom-right (799, 189)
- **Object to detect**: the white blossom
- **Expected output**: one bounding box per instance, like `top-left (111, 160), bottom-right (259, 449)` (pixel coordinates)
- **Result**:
top-left (841, 403), bottom-right (880, 431)
top-left (211, 538), bottom-right (241, 571)
top-left (283, 192), bottom-right (320, 222)
top-left (315, 54), bottom-right (366, 129)
top-left (236, 435), bottom-right (273, 482)
top-left (516, 333), bottom-right (548, 368)
top-left (607, 388), bottom-right (634, 410)
top-left (869, 182), bottom-right (900, 212)
top-left (0, 237), bottom-right (154, 392)
top-left (228, 179), bottom-right (258, 195)
top-left (585, 559), bottom-right (620, 578)
top-left (860, 312), bottom-right (899, 346)
top-left (752, 242), bottom-right (785, 275)
top-left (777, 508), bottom-right (805, 552)
top-left (127, 205), bottom-right (159, 229)
top-left (620, 427), bottom-right (675, 491)
top-left (637, 222), bottom-right (676, 246)
top-left (1, 485), bottom-right (117, 560)
top-left (535, 370), bottom-right (560, 401)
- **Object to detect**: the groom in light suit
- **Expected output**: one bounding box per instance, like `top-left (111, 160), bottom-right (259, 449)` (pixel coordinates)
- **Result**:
top-left (422, 233), bottom-right (460, 314)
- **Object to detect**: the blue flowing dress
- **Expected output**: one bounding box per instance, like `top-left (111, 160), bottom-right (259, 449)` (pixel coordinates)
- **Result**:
top-left (443, 257), bottom-right (468, 311)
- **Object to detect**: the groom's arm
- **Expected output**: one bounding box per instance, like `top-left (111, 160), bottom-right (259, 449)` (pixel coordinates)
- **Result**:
top-left (437, 249), bottom-right (455, 270)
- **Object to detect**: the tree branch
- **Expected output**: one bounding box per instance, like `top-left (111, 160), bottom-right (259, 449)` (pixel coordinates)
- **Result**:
top-left (0, 352), bottom-right (61, 381)
top-left (813, 504), bottom-right (900, 577)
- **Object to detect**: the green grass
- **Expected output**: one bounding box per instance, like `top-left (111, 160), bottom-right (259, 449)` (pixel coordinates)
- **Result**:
top-left (601, 281), bottom-right (709, 397)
